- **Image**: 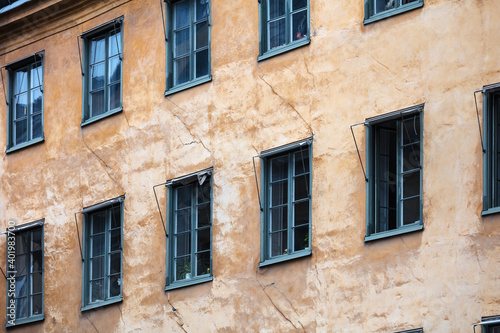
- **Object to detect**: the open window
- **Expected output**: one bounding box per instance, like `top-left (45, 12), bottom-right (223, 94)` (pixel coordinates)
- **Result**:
top-left (364, 105), bottom-right (424, 241)
top-left (165, 168), bottom-right (213, 290)
top-left (258, 138), bottom-right (312, 267)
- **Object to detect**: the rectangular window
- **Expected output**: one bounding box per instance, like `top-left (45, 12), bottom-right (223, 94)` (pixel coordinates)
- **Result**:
top-left (6, 53), bottom-right (44, 152)
top-left (258, 0), bottom-right (310, 60)
top-left (82, 199), bottom-right (123, 310)
top-left (165, 0), bottom-right (211, 95)
top-left (259, 139), bottom-right (312, 267)
top-left (482, 87), bottom-right (500, 215)
top-left (166, 169), bottom-right (213, 290)
top-left (6, 221), bottom-right (44, 327)
top-left (365, 106), bottom-right (423, 241)
top-left (364, 0), bottom-right (423, 24)
top-left (81, 18), bottom-right (123, 125)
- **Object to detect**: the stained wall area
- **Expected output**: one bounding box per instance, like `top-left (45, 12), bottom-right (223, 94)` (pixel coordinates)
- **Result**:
top-left (0, 0), bottom-right (499, 332)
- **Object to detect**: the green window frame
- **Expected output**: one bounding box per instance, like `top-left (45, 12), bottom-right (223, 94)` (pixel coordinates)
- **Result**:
top-left (482, 86), bottom-right (500, 216)
top-left (5, 53), bottom-right (44, 153)
top-left (5, 220), bottom-right (44, 327)
top-left (258, 0), bottom-right (310, 61)
top-left (364, 0), bottom-right (423, 25)
top-left (81, 18), bottom-right (123, 126)
top-left (259, 138), bottom-right (312, 267)
top-left (165, 0), bottom-right (211, 95)
top-left (166, 168), bottom-right (213, 290)
top-left (81, 197), bottom-right (124, 311)
top-left (365, 105), bottom-right (424, 242)
top-left (396, 329), bottom-right (423, 333)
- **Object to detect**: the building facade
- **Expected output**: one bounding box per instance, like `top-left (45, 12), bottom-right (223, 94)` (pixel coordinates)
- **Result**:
top-left (0, 0), bottom-right (499, 331)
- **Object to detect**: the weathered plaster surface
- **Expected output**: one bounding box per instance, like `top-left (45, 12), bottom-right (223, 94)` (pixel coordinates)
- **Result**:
top-left (0, 0), bottom-right (499, 331)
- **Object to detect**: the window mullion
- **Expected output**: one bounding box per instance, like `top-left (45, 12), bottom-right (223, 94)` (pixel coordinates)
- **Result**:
top-left (493, 97), bottom-right (498, 206)
top-left (286, 0), bottom-right (291, 44)
top-left (397, 120), bottom-right (403, 228)
top-left (191, 184), bottom-right (196, 277)
top-left (190, 0), bottom-right (195, 82)
top-left (288, 152), bottom-right (293, 254)
top-left (105, 210), bottom-right (110, 299)
top-left (26, 69), bottom-right (31, 142)
top-left (27, 231), bottom-right (32, 317)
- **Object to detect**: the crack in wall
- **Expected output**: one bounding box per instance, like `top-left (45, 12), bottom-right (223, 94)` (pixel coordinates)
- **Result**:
top-left (168, 297), bottom-right (188, 333)
top-left (370, 55), bottom-right (396, 76)
top-left (255, 270), bottom-right (305, 332)
top-left (84, 315), bottom-right (99, 333)
top-left (81, 132), bottom-right (125, 193)
top-left (118, 303), bottom-right (126, 327)
top-left (256, 69), bottom-right (314, 136)
top-left (166, 97), bottom-right (214, 160)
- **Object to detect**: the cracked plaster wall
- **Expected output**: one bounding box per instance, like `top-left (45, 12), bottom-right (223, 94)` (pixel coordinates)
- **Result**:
top-left (0, 0), bottom-right (499, 332)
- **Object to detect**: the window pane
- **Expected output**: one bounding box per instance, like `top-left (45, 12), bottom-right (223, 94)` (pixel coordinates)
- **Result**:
top-left (32, 229), bottom-right (42, 251)
top-left (402, 171), bottom-right (420, 198)
top-left (196, 0), bottom-right (209, 20)
top-left (175, 256), bottom-right (191, 280)
top-left (271, 181), bottom-right (288, 206)
top-left (292, 9), bottom-right (308, 41)
top-left (31, 272), bottom-right (42, 294)
top-left (92, 234), bottom-right (105, 256)
top-left (92, 212), bottom-right (106, 234)
top-left (15, 120), bottom-right (27, 144)
top-left (271, 156), bottom-right (288, 181)
top-left (195, 49), bottom-right (209, 78)
top-left (268, 0), bottom-right (285, 19)
top-left (376, 0), bottom-right (394, 13)
top-left (197, 203), bottom-right (211, 228)
top-left (31, 87), bottom-right (43, 114)
top-left (294, 174), bottom-right (309, 200)
top-left (177, 186), bottom-right (191, 209)
top-left (176, 209), bottom-right (191, 233)
top-left (196, 251), bottom-right (210, 276)
top-left (293, 225), bottom-right (308, 251)
top-left (402, 144), bottom-right (420, 171)
top-left (15, 93), bottom-right (27, 119)
top-left (30, 64), bottom-right (42, 87)
top-left (109, 253), bottom-right (121, 275)
top-left (176, 233), bottom-right (191, 256)
top-left (91, 257), bottom-right (104, 279)
top-left (294, 149), bottom-right (310, 174)
top-left (269, 18), bottom-right (286, 49)
top-left (197, 181), bottom-right (211, 203)
top-left (175, 28), bottom-right (190, 57)
top-left (15, 254), bottom-right (27, 275)
top-left (15, 276), bottom-right (27, 297)
top-left (90, 37), bottom-right (105, 64)
top-left (108, 56), bottom-right (121, 83)
top-left (378, 207), bottom-right (397, 232)
top-left (32, 250), bottom-right (42, 272)
top-left (174, 56), bottom-right (190, 85)
top-left (15, 68), bottom-right (28, 94)
top-left (91, 279), bottom-right (104, 302)
top-left (292, 0), bottom-right (307, 11)
top-left (108, 83), bottom-right (121, 110)
top-left (91, 63), bottom-right (105, 90)
top-left (109, 275), bottom-right (121, 297)
top-left (197, 228), bottom-right (210, 251)
top-left (271, 206), bottom-right (287, 231)
top-left (110, 229), bottom-right (121, 251)
top-left (16, 234), bottom-right (29, 254)
top-left (195, 21), bottom-right (209, 49)
top-left (270, 231), bottom-right (287, 257)
top-left (109, 30), bottom-right (121, 57)
top-left (31, 294), bottom-right (43, 316)
top-left (91, 90), bottom-right (105, 117)
top-left (402, 197), bottom-right (420, 225)
top-left (294, 200), bottom-right (309, 227)
top-left (15, 297), bottom-right (28, 319)
top-left (175, 0), bottom-right (190, 28)
top-left (402, 114), bottom-right (420, 145)
top-left (111, 206), bottom-right (121, 229)
top-left (30, 114), bottom-right (42, 140)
